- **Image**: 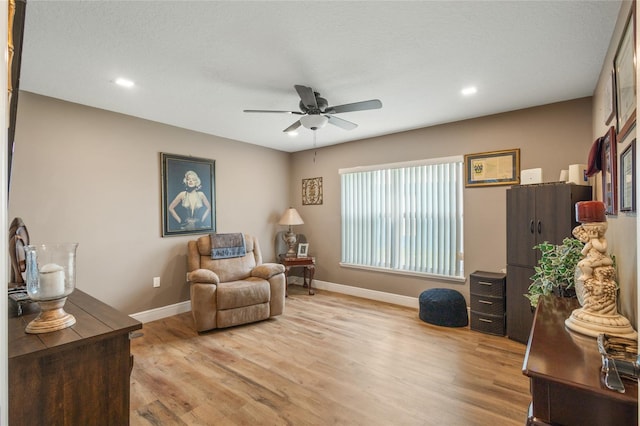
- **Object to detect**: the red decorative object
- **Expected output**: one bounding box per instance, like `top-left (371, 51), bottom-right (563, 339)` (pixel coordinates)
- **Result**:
top-left (576, 201), bottom-right (607, 223)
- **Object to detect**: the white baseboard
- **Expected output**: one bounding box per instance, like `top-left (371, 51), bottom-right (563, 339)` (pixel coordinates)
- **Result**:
top-left (130, 300), bottom-right (191, 323)
top-left (131, 280), bottom-right (420, 323)
top-left (293, 278), bottom-right (419, 309)
top-left (317, 280), bottom-right (420, 308)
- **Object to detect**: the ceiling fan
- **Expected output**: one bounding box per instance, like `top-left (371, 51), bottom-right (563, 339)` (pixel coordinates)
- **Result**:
top-left (244, 85), bottom-right (382, 133)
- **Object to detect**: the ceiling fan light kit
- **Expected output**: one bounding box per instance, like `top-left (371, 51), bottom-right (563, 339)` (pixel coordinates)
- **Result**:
top-left (244, 84), bottom-right (382, 134)
top-left (300, 114), bottom-right (329, 130)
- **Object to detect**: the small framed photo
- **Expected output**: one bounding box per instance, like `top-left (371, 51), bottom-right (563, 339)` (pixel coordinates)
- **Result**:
top-left (161, 153), bottom-right (216, 236)
top-left (297, 243), bottom-right (309, 258)
top-left (620, 139), bottom-right (636, 212)
top-left (601, 127), bottom-right (617, 216)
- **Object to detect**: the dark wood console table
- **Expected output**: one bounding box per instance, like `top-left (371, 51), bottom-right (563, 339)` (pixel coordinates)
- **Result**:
top-left (523, 296), bottom-right (637, 425)
top-left (279, 254), bottom-right (315, 296)
top-left (8, 289), bottom-right (142, 425)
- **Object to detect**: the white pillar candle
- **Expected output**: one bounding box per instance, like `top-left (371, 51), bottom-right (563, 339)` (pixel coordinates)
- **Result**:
top-left (38, 263), bottom-right (65, 299)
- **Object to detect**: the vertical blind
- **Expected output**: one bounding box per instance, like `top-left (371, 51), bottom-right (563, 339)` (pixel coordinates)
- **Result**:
top-left (340, 157), bottom-right (464, 279)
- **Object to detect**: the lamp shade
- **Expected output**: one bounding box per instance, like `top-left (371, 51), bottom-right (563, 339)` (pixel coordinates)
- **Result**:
top-left (278, 208), bottom-right (304, 226)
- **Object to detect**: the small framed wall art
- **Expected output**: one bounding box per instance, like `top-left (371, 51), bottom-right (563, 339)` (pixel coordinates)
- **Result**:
top-left (161, 153), bottom-right (216, 236)
top-left (464, 149), bottom-right (520, 187)
top-left (302, 177), bottom-right (323, 205)
top-left (601, 127), bottom-right (617, 216)
top-left (619, 139), bottom-right (636, 212)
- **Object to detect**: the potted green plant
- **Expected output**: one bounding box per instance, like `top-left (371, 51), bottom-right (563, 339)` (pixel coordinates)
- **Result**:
top-left (525, 237), bottom-right (585, 308)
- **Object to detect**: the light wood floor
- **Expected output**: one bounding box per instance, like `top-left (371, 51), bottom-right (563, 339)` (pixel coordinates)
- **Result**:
top-left (130, 287), bottom-right (531, 425)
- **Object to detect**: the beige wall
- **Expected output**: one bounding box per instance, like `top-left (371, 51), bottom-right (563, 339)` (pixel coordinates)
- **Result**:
top-left (12, 12), bottom-right (639, 326)
top-left (9, 92), bottom-right (290, 314)
top-left (290, 98), bottom-right (594, 303)
top-left (591, 0), bottom-right (637, 326)
top-left (13, 92), bottom-right (634, 325)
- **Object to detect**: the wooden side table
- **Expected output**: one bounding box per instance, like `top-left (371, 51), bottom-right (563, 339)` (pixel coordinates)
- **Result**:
top-left (279, 254), bottom-right (315, 296)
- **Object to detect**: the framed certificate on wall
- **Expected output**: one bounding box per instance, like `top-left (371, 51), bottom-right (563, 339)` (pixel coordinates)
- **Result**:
top-left (464, 149), bottom-right (520, 187)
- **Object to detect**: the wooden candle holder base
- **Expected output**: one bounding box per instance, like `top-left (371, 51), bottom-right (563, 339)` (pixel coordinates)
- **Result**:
top-left (25, 297), bottom-right (76, 334)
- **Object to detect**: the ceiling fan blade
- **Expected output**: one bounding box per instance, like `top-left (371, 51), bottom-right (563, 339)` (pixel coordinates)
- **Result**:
top-left (244, 109), bottom-right (303, 115)
top-left (327, 115), bottom-right (358, 130)
top-left (283, 120), bottom-right (302, 133)
top-left (294, 85), bottom-right (318, 110)
top-left (325, 99), bottom-right (382, 114)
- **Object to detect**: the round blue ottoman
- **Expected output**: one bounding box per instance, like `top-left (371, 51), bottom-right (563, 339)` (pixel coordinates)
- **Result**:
top-left (419, 288), bottom-right (468, 327)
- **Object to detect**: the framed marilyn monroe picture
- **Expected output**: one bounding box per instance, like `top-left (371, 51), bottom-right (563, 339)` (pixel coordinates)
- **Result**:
top-left (161, 153), bottom-right (216, 236)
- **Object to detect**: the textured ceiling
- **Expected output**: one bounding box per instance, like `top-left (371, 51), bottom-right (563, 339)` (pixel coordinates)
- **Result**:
top-left (19, 1), bottom-right (621, 152)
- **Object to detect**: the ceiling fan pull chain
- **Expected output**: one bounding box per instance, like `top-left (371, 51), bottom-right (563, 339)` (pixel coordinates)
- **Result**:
top-left (313, 130), bottom-right (317, 163)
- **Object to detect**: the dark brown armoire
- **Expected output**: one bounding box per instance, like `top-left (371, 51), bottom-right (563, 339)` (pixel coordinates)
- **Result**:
top-left (506, 182), bottom-right (591, 343)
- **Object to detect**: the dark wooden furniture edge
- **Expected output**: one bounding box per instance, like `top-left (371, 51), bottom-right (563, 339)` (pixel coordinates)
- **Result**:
top-left (9, 289), bottom-right (142, 425)
top-left (9, 289), bottom-right (142, 359)
top-left (523, 295), bottom-right (637, 425)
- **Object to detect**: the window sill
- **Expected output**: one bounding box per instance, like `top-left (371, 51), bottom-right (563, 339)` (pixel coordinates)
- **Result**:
top-left (339, 262), bottom-right (465, 283)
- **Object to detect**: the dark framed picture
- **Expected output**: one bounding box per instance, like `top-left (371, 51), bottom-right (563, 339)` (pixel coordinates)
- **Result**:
top-left (464, 149), bottom-right (520, 187)
top-left (161, 153), bottom-right (215, 237)
top-left (620, 139), bottom-right (636, 212)
top-left (601, 127), bottom-right (617, 216)
top-left (614, 6), bottom-right (636, 141)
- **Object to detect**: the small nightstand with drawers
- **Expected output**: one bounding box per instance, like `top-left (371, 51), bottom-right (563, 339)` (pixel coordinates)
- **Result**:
top-left (470, 271), bottom-right (506, 336)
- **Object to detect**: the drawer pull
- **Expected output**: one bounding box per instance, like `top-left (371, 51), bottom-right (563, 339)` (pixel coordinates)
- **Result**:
top-left (479, 281), bottom-right (493, 286)
top-left (479, 300), bottom-right (493, 305)
top-left (479, 318), bottom-right (493, 323)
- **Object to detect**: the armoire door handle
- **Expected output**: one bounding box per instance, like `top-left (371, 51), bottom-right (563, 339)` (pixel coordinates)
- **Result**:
top-left (530, 220), bottom-right (534, 234)
top-left (537, 220), bottom-right (542, 234)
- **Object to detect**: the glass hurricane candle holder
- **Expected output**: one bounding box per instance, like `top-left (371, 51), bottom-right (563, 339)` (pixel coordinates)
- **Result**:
top-left (24, 243), bottom-right (79, 333)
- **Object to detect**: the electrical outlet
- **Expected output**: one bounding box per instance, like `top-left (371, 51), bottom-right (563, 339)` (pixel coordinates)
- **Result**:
top-left (186, 273), bottom-right (190, 282)
top-left (153, 277), bottom-right (160, 288)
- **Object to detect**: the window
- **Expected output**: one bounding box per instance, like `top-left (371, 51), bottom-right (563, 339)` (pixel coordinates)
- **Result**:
top-left (340, 156), bottom-right (464, 280)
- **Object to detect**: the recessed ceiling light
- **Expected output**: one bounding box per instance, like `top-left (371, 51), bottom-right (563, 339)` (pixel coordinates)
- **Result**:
top-left (115, 78), bottom-right (135, 88)
top-left (461, 86), bottom-right (477, 96)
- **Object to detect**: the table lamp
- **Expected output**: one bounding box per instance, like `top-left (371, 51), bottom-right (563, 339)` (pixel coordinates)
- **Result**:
top-left (279, 207), bottom-right (304, 257)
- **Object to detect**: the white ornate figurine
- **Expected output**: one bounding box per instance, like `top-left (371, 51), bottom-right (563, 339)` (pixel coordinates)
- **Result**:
top-left (565, 201), bottom-right (636, 339)
top-left (572, 221), bottom-right (614, 305)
